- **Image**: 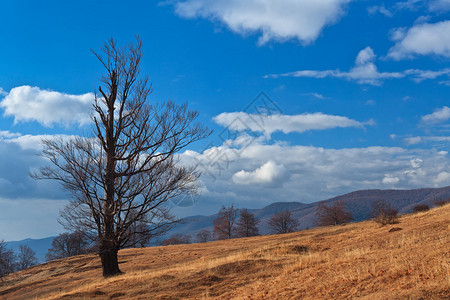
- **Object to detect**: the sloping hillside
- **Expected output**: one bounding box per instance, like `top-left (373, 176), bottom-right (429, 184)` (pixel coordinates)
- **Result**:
top-left (166, 186), bottom-right (450, 239)
top-left (1, 204), bottom-right (449, 299)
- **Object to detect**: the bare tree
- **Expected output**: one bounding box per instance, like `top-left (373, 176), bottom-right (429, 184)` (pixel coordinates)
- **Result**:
top-left (17, 245), bottom-right (38, 270)
top-left (196, 229), bottom-right (212, 243)
top-left (315, 200), bottom-right (353, 226)
top-left (236, 209), bottom-right (259, 237)
top-left (0, 240), bottom-right (16, 278)
top-left (33, 37), bottom-right (210, 277)
top-left (268, 210), bottom-right (299, 234)
top-left (372, 199), bottom-right (398, 225)
top-left (45, 232), bottom-right (90, 262)
top-left (162, 234), bottom-right (191, 246)
top-left (213, 205), bottom-right (239, 240)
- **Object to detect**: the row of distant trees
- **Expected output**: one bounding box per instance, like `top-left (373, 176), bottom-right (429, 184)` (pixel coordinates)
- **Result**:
top-left (0, 241), bottom-right (38, 278)
top-left (162, 200), bottom-right (354, 245)
top-left (162, 198), bottom-right (450, 245)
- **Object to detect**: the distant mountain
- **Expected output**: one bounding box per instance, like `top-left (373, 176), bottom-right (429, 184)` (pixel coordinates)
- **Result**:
top-left (162, 186), bottom-right (450, 241)
top-left (7, 186), bottom-right (450, 253)
top-left (5, 236), bottom-right (56, 263)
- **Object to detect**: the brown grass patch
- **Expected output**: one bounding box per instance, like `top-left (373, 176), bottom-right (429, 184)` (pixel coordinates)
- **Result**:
top-left (1, 204), bottom-right (449, 299)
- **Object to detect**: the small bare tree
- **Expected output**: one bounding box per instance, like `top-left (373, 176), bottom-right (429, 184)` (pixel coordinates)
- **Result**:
top-left (213, 205), bottom-right (239, 240)
top-left (0, 240), bottom-right (16, 278)
top-left (196, 229), bottom-right (212, 243)
top-left (45, 232), bottom-right (90, 262)
top-left (33, 37), bottom-right (210, 277)
top-left (17, 245), bottom-right (38, 270)
top-left (315, 200), bottom-right (353, 226)
top-left (268, 210), bottom-right (299, 234)
top-left (372, 199), bottom-right (398, 225)
top-left (236, 209), bottom-right (259, 237)
top-left (162, 234), bottom-right (191, 246)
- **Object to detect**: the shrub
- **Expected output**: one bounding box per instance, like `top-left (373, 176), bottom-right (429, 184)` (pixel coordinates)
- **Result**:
top-left (372, 199), bottom-right (398, 225)
top-left (375, 210), bottom-right (399, 225)
top-left (433, 199), bottom-right (450, 207)
top-left (412, 204), bottom-right (430, 213)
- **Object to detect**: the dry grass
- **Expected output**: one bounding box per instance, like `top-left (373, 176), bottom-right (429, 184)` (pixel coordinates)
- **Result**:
top-left (1, 204), bottom-right (449, 299)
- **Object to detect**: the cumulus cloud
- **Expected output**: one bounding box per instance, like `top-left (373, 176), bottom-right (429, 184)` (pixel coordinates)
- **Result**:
top-left (173, 0), bottom-right (352, 44)
top-left (213, 111), bottom-right (366, 136)
top-left (267, 47), bottom-right (450, 85)
top-left (388, 21), bottom-right (450, 59)
top-left (232, 160), bottom-right (287, 185)
top-left (421, 106), bottom-right (450, 124)
top-left (187, 135), bottom-right (450, 209)
top-left (0, 86), bottom-right (94, 127)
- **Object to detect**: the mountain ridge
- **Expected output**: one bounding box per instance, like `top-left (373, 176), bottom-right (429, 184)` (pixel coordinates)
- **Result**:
top-left (6, 185), bottom-right (450, 257)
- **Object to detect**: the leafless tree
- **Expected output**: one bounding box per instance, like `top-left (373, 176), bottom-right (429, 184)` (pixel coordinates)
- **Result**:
top-left (236, 209), bottom-right (259, 237)
top-left (213, 205), bottom-right (239, 240)
top-left (372, 199), bottom-right (398, 225)
top-left (45, 232), bottom-right (90, 262)
top-left (162, 234), bottom-right (191, 246)
top-left (315, 200), bottom-right (353, 226)
top-left (0, 240), bottom-right (16, 278)
top-left (268, 210), bottom-right (299, 234)
top-left (17, 245), bottom-right (38, 270)
top-left (33, 37), bottom-right (210, 277)
top-left (195, 229), bottom-right (212, 243)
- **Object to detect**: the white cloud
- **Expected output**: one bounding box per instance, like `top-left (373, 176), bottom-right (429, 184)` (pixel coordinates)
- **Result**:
top-left (428, 0), bottom-right (450, 12)
top-left (370, 1), bottom-right (449, 16)
top-left (404, 68), bottom-right (450, 82)
top-left (266, 47), bottom-right (405, 85)
top-left (232, 160), bottom-right (287, 185)
top-left (367, 5), bottom-right (393, 17)
top-left (404, 135), bottom-right (450, 145)
top-left (173, 0), bottom-right (352, 44)
top-left (421, 106), bottom-right (450, 124)
top-left (304, 92), bottom-right (328, 100)
top-left (382, 175), bottom-right (400, 185)
top-left (187, 136), bottom-right (450, 209)
top-left (0, 87), bottom-right (7, 97)
top-left (0, 86), bottom-right (94, 127)
top-left (388, 21), bottom-right (450, 59)
top-left (404, 136), bottom-right (423, 145)
top-left (213, 111), bottom-right (365, 136)
top-left (394, 0), bottom-right (424, 11)
top-left (0, 130), bottom-right (21, 139)
top-left (267, 46), bottom-right (450, 85)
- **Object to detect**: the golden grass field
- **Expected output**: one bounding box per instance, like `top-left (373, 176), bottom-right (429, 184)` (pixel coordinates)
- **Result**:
top-left (1, 204), bottom-right (449, 299)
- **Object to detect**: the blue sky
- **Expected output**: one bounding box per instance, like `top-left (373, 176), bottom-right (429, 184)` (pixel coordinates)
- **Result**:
top-left (1, 0), bottom-right (450, 241)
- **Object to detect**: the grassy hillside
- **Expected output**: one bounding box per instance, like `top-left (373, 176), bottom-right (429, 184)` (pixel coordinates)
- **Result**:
top-left (164, 186), bottom-right (450, 240)
top-left (1, 205), bottom-right (449, 299)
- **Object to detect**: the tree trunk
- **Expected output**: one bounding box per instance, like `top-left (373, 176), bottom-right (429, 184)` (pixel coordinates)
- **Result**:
top-left (99, 242), bottom-right (121, 277)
